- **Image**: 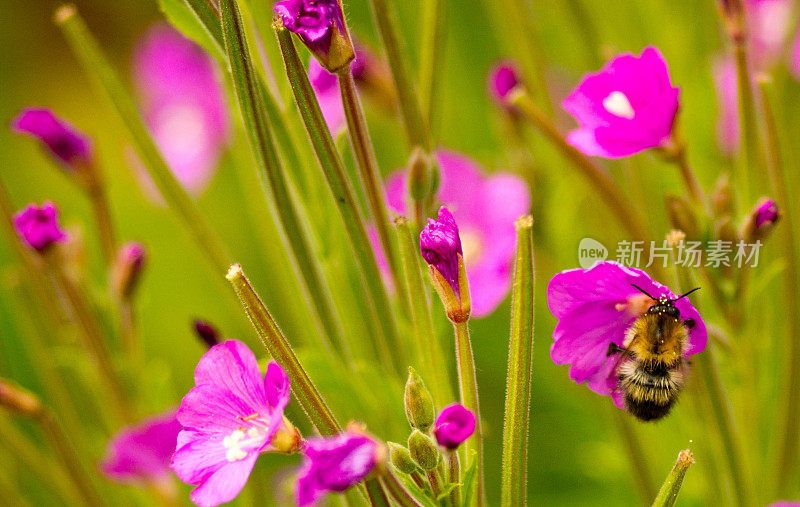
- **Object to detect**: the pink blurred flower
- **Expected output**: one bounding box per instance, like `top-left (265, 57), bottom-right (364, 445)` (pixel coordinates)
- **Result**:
top-left (433, 403), bottom-right (475, 450)
top-left (384, 150), bottom-right (531, 317)
top-left (100, 409), bottom-right (181, 486)
top-left (747, 0), bottom-right (794, 68)
top-left (296, 431), bottom-right (379, 506)
top-left (132, 23), bottom-right (230, 198)
top-left (308, 57), bottom-right (347, 136)
top-left (547, 261), bottom-right (706, 408)
top-left (14, 202), bottom-right (68, 252)
top-left (791, 29), bottom-right (800, 79)
top-left (171, 340), bottom-right (295, 507)
top-left (11, 108), bottom-right (93, 171)
top-left (562, 46), bottom-right (680, 158)
top-left (712, 57), bottom-right (740, 155)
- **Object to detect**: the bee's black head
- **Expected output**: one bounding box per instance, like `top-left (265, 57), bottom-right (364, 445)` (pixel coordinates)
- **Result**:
top-left (630, 284), bottom-right (700, 319)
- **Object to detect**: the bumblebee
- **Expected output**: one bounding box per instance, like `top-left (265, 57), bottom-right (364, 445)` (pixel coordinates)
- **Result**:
top-left (607, 285), bottom-right (699, 422)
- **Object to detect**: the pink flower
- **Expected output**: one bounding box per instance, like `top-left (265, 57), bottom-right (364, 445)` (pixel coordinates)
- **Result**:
top-left (791, 29), bottom-right (800, 79)
top-left (420, 206), bottom-right (463, 297)
top-left (712, 57), bottom-right (740, 155)
top-left (274, 0), bottom-right (353, 72)
top-left (296, 432), bottom-right (379, 506)
top-left (308, 57), bottom-right (347, 136)
top-left (488, 60), bottom-right (522, 106)
top-left (100, 409), bottom-right (181, 485)
top-left (132, 23), bottom-right (230, 198)
top-left (547, 261), bottom-right (706, 408)
top-left (11, 108), bottom-right (93, 171)
top-left (747, 0), bottom-right (794, 68)
top-left (13, 202), bottom-right (68, 252)
top-left (171, 340), bottom-right (296, 507)
top-left (384, 150), bottom-right (531, 317)
top-left (433, 403), bottom-right (475, 450)
top-left (562, 46), bottom-right (680, 158)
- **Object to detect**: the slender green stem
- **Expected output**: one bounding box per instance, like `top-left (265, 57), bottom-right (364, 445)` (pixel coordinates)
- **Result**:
top-left (55, 5), bottom-right (232, 274)
top-left (758, 79), bottom-right (800, 495)
top-left (501, 216), bottom-right (535, 507)
top-left (220, 0), bottom-right (346, 359)
top-left (46, 253), bottom-right (133, 424)
top-left (509, 90), bottom-right (652, 250)
top-left (612, 409), bottom-right (657, 503)
top-left (0, 415), bottom-right (81, 504)
top-left (733, 42), bottom-right (761, 205)
top-left (39, 411), bottom-right (103, 507)
top-left (564, 0), bottom-right (602, 67)
top-left (453, 321), bottom-right (484, 506)
top-left (226, 264), bottom-right (341, 435)
top-left (381, 470), bottom-right (423, 507)
top-left (275, 28), bottom-right (403, 373)
top-left (182, 0), bottom-right (223, 49)
top-left (418, 0), bottom-right (447, 140)
top-left (425, 469), bottom-right (442, 498)
top-left (652, 449), bottom-right (695, 507)
top-left (365, 477), bottom-right (391, 507)
top-left (338, 68), bottom-right (405, 305)
top-left (366, 0), bottom-right (430, 150)
top-left (395, 217), bottom-right (451, 405)
top-left (86, 178), bottom-right (116, 265)
top-left (444, 450), bottom-right (461, 507)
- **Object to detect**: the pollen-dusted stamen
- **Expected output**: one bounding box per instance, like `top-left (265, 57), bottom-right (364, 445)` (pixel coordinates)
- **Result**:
top-left (239, 413), bottom-right (259, 422)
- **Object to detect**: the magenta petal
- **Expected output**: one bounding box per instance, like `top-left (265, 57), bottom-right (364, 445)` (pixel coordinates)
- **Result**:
top-left (193, 340), bottom-right (266, 409)
top-left (189, 454), bottom-right (259, 507)
top-left (265, 361), bottom-right (290, 412)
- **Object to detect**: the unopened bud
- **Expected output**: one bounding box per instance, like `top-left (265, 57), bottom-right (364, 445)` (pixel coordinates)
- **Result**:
top-left (387, 442), bottom-right (418, 474)
top-left (739, 198), bottom-right (780, 243)
top-left (408, 429), bottom-right (439, 471)
top-left (111, 242), bottom-right (146, 298)
top-left (0, 379), bottom-right (43, 417)
top-left (407, 147), bottom-right (431, 202)
top-left (710, 172), bottom-right (734, 219)
top-left (193, 319), bottom-right (221, 348)
top-left (665, 194), bottom-right (698, 239)
top-left (404, 367), bottom-right (435, 431)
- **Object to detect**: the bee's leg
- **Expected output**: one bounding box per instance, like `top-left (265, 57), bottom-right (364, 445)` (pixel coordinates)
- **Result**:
top-left (606, 342), bottom-right (623, 357)
top-left (683, 318), bottom-right (695, 329)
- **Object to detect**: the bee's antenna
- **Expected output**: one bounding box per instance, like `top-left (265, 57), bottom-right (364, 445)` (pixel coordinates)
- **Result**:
top-left (672, 287), bottom-right (701, 302)
top-left (630, 284), bottom-right (657, 300)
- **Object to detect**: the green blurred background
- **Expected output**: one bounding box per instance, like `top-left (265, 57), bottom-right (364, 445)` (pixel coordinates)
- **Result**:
top-left (1, 0), bottom-right (799, 505)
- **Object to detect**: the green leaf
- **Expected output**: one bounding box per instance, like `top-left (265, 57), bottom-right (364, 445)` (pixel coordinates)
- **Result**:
top-left (461, 450), bottom-right (478, 507)
top-left (158, 0), bottom-right (223, 59)
top-left (390, 466), bottom-right (439, 507)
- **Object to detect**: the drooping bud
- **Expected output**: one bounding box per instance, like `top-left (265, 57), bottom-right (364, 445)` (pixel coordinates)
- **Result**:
top-left (407, 147), bottom-right (431, 202)
top-left (665, 194), bottom-right (698, 239)
top-left (13, 202), bottom-right (68, 253)
top-left (193, 319), bottom-right (221, 348)
top-left (488, 60), bottom-right (523, 108)
top-left (270, 416), bottom-right (302, 454)
top-left (11, 108), bottom-right (93, 172)
top-left (421, 206), bottom-right (471, 322)
top-left (710, 172), bottom-right (734, 219)
top-left (110, 242), bottom-right (146, 298)
top-left (739, 198), bottom-right (780, 243)
top-left (404, 367), bottom-right (435, 431)
top-left (408, 429), bottom-right (439, 471)
top-left (387, 442), bottom-right (418, 474)
top-left (0, 379), bottom-right (43, 417)
top-left (433, 403), bottom-right (476, 450)
top-left (274, 0), bottom-right (354, 73)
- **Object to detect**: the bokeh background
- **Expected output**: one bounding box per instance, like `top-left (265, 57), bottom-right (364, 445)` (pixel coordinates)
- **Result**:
top-left (1, 0), bottom-right (799, 505)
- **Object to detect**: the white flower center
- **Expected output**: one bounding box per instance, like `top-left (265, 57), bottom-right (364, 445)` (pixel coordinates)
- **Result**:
top-left (223, 426), bottom-right (265, 462)
top-left (602, 91), bottom-right (635, 119)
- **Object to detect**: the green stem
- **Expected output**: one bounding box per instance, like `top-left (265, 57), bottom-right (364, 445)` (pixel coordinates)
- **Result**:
top-left (453, 320), bottom-right (484, 506)
top-left (509, 90), bottom-right (652, 250)
top-left (55, 5), bottom-right (232, 275)
top-left (612, 409), bottom-right (657, 503)
top-left (395, 217), bottom-right (451, 405)
top-left (366, 0), bottom-right (430, 150)
top-left (46, 253), bottom-right (133, 424)
top-left (365, 477), bottom-right (391, 507)
top-left (444, 450), bottom-right (461, 507)
top-left (220, 0), bottom-right (346, 359)
top-left (652, 449), bottom-right (695, 507)
top-left (226, 264), bottom-right (341, 435)
top-left (418, 0), bottom-right (447, 140)
top-left (381, 470), bottom-right (423, 507)
top-left (758, 79), bottom-right (800, 495)
top-left (86, 178), bottom-right (116, 266)
top-left (39, 411), bottom-right (103, 507)
top-left (338, 68), bottom-right (405, 306)
top-left (275, 28), bottom-right (403, 373)
top-left (733, 42), bottom-right (761, 205)
top-left (182, 0), bottom-right (223, 49)
top-left (501, 216), bottom-right (535, 507)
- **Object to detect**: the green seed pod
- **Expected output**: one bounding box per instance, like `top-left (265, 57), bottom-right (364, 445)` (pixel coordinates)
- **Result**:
top-left (408, 429), bottom-right (439, 470)
top-left (407, 147), bottom-right (431, 202)
top-left (404, 367), bottom-right (435, 431)
top-left (387, 442), bottom-right (418, 474)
